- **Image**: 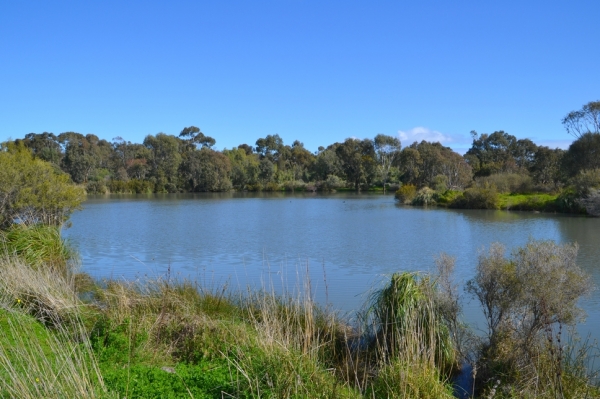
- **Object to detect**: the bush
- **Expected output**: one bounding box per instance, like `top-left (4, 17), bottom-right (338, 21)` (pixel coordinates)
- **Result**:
top-left (412, 187), bottom-right (437, 206)
top-left (572, 168), bottom-right (600, 196)
top-left (466, 240), bottom-right (593, 395)
top-left (395, 184), bottom-right (417, 204)
top-left (320, 175), bottom-right (346, 191)
top-left (85, 181), bottom-right (107, 194)
top-left (450, 185), bottom-right (499, 209)
top-left (474, 173), bottom-right (533, 194)
top-left (0, 144), bottom-right (85, 228)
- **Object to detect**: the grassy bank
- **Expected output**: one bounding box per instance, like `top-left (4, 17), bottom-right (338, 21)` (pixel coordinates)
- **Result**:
top-left (1, 226), bottom-right (599, 398)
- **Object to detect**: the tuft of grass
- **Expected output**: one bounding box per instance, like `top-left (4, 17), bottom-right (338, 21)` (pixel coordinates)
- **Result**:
top-left (365, 272), bottom-right (459, 375)
top-left (0, 224), bottom-right (75, 277)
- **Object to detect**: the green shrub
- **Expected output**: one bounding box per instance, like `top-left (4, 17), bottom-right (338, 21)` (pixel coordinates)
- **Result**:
top-left (412, 187), bottom-right (437, 206)
top-left (474, 173), bottom-right (533, 194)
top-left (0, 144), bottom-right (85, 228)
top-left (85, 181), bottom-right (107, 194)
top-left (451, 185), bottom-right (499, 209)
top-left (395, 184), bottom-right (417, 204)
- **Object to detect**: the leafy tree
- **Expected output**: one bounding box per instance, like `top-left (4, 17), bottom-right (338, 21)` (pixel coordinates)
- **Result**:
top-left (224, 147), bottom-right (260, 189)
top-left (143, 133), bottom-right (183, 192)
top-left (180, 148), bottom-right (232, 192)
top-left (255, 134), bottom-right (284, 161)
top-left (562, 100), bottom-right (600, 139)
top-left (562, 132), bottom-right (600, 177)
top-left (16, 132), bottom-right (62, 165)
top-left (0, 143), bottom-right (85, 228)
top-left (258, 158), bottom-right (275, 185)
top-left (311, 144), bottom-right (342, 182)
top-left (57, 132), bottom-right (112, 183)
top-left (336, 138), bottom-right (376, 190)
top-left (530, 146), bottom-right (564, 187)
top-left (465, 131), bottom-right (527, 177)
top-left (374, 134), bottom-right (401, 193)
top-left (178, 126), bottom-right (216, 149)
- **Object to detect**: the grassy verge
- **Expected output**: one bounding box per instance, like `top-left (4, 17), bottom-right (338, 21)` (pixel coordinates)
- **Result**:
top-left (1, 227), bottom-right (599, 398)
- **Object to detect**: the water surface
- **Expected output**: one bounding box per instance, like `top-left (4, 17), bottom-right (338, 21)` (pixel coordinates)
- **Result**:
top-left (64, 193), bottom-right (600, 334)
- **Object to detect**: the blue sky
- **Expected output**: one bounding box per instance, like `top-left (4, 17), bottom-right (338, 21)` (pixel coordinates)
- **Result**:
top-left (1, 1), bottom-right (599, 154)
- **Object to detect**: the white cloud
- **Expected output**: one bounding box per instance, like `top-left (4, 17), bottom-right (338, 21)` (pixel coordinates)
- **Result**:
top-left (397, 126), bottom-right (460, 145)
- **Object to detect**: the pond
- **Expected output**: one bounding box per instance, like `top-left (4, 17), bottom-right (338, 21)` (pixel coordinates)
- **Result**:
top-left (64, 193), bottom-right (600, 336)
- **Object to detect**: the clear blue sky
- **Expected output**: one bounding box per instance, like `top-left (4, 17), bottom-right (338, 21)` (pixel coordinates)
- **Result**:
top-left (1, 0), bottom-right (598, 153)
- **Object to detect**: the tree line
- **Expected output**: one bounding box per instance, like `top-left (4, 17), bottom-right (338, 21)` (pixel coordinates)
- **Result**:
top-left (6, 101), bottom-right (600, 210)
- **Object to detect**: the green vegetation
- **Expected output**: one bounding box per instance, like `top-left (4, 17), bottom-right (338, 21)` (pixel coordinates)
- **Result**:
top-left (1, 237), bottom-right (598, 398)
top-left (6, 99), bottom-right (600, 215)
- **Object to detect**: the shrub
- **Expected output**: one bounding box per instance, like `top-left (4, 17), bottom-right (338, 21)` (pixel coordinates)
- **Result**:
top-left (395, 184), bottom-right (417, 204)
top-left (0, 144), bottom-right (85, 228)
top-left (466, 240), bottom-right (593, 394)
top-left (412, 187), bottom-right (437, 206)
top-left (85, 181), bottom-right (107, 195)
top-left (475, 173), bottom-right (533, 194)
top-left (450, 185), bottom-right (499, 209)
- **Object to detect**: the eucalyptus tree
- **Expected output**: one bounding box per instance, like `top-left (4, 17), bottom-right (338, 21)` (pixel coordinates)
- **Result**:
top-left (374, 134), bottom-right (401, 193)
top-left (335, 138), bottom-right (376, 190)
top-left (17, 132), bottom-right (62, 165)
top-left (530, 146), bottom-right (564, 188)
top-left (311, 144), bottom-right (342, 182)
top-left (562, 132), bottom-right (600, 177)
top-left (143, 133), bottom-right (183, 192)
top-left (57, 132), bottom-right (112, 183)
top-left (180, 148), bottom-right (232, 192)
top-left (178, 126), bottom-right (216, 149)
top-left (562, 100), bottom-right (600, 139)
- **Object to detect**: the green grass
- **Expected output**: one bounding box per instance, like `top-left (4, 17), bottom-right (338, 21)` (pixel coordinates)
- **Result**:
top-left (498, 192), bottom-right (559, 211)
top-left (1, 241), bottom-right (600, 398)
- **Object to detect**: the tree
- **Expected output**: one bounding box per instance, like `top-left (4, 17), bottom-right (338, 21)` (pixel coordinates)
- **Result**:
top-left (465, 131), bottom-right (525, 176)
top-left (57, 132), bottom-right (112, 184)
top-left (255, 134), bottom-right (284, 161)
top-left (179, 126), bottom-right (216, 149)
top-left (0, 143), bottom-right (85, 228)
top-left (180, 148), bottom-right (232, 192)
top-left (336, 138), bottom-right (376, 190)
top-left (143, 133), bottom-right (183, 192)
top-left (561, 132), bottom-right (600, 177)
top-left (562, 100), bottom-right (600, 139)
top-left (16, 132), bottom-right (62, 165)
top-left (374, 134), bottom-right (401, 193)
top-left (530, 146), bottom-right (564, 187)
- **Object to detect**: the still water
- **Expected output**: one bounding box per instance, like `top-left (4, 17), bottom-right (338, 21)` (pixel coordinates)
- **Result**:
top-left (64, 193), bottom-right (600, 333)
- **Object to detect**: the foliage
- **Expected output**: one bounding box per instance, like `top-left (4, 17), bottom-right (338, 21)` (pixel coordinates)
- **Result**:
top-left (0, 143), bottom-right (85, 228)
top-left (395, 184), bottom-right (417, 204)
top-left (562, 100), bottom-right (600, 139)
top-left (465, 131), bottom-right (537, 177)
top-left (474, 173), bottom-right (533, 194)
top-left (466, 240), bottom-right (593, 394)
top-left (562, 132), bottom-right (600, 177)
top-left (450, 185), bottom-right (499, 209)
top-left (412, 187), bottom-right (437, 206)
